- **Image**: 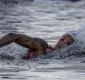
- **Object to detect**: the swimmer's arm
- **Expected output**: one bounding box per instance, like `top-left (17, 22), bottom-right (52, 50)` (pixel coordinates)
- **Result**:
top-left (0, 33), bottom-right (43, 55)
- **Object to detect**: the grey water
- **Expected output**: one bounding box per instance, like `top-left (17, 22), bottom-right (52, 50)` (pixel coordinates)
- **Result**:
top-left (0, 0), bottom-right (85, 80)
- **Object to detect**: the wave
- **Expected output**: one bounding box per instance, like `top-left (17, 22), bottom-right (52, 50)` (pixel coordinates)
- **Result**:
top-left (38, 42), bottom-right (85, 59)
top-left (0, 0), bottom-right (34, 4)
top-left (0, 42), bottom-right (85, 60)
top-left (0, 43), bottom-right (28, 59)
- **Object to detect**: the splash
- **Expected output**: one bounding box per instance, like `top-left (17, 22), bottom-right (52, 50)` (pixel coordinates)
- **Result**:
top-left (75, 27), bottom-right (85, 52)
top-left (0, 43), bottom-right (28, 59)
top-left (37, 42), bottom-right (80, 59)
top-left (38, 27), bottom-right (85, 59)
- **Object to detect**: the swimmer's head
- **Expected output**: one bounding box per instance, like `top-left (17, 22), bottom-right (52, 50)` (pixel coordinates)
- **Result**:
top-left (54, 34), bottom-right (74, 49)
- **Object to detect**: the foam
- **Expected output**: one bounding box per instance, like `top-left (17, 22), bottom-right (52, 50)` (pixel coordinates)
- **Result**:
top-left (75, 27), bottom-right (85, 52)
top-left (0, 43), bottom-right (28, 59)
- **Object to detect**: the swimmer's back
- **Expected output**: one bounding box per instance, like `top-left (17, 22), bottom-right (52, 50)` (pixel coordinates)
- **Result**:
top-left (32, 38), bottom-right (49, 51)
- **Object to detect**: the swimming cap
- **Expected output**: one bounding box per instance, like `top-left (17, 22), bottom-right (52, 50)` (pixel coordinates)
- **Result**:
top-left (65, 31), bottom-right (76, 41)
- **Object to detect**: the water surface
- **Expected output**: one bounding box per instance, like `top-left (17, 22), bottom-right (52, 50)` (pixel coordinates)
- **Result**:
top-left (0, 0), bottom-right (85, 80)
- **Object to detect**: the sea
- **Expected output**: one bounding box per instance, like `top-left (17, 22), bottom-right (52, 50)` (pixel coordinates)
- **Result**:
top-left (0, 0), bottom-right (85, 80)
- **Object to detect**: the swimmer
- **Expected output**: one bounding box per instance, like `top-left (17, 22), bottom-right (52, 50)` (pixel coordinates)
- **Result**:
top-left (0, 29), bottom-right (83, 59)
top-left (0, 33), bottom-right (53, 59)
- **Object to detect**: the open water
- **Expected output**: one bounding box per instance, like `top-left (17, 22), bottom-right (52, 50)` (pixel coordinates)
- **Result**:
top-left (0, 0), bottom-right (85, 80)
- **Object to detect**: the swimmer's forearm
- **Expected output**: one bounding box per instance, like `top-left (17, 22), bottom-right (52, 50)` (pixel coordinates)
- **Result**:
top-left (0, 33), bottom-right (17, 48)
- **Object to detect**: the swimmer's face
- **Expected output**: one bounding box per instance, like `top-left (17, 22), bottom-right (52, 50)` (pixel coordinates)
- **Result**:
top-left (56, 34), bottom-right (74, 49)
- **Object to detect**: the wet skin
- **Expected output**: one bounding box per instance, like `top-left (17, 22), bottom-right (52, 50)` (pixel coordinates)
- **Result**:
top-left (54, 34), bottom-right (74, 49)
top-left (0, 33), bottom-right (50, 58)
